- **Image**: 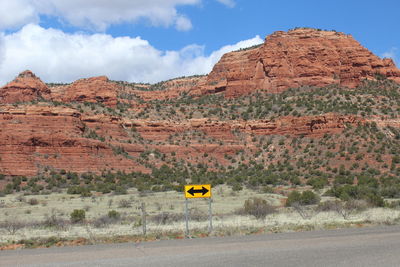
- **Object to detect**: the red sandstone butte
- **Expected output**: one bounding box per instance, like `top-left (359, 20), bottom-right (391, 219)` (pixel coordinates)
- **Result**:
top-left (0, 70), bottom-right (50, 104)
top-left (199, 28), bottom-right (400, 97)
top-left (53, 76), bottom-right (120, 107)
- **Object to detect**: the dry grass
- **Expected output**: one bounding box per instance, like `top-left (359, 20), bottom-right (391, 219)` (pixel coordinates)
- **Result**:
top-left (1, 186), bottom-right (400, 245)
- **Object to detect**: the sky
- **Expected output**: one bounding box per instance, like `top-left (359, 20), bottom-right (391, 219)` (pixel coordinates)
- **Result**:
top-left (0, 0), bottom-right (399, 86)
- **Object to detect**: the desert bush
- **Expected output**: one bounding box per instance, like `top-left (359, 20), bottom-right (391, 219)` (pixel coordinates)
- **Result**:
top-left (286, 190), bottom-right (320, 207)
top-left (70, 209), bottom-right (86, 223)
top-left (188, 209), bottom-right (208, 221)
top-left (317, 200), bottom-right (343, 212)
top-left (301, 191), bottom-right (320, 205)
top-left (386, 200), bottom-right (400, 209)
top-left (237, 197), bottom-right (275, 220)
top-left (317, 199), bottom-right (368, 219)
top-left (118, 199), bottom-right (132, 208)
top-left (108, 210), bottom-right (121, 220)
top-left (92, 211), bottom-right (121, 228)
top-left (325, 185), bottom-right (384, 207)
top-left (93, 216), bottom-right (113, 228)
top-left (43, 211), bottom-right (68, 230)
top-left (0, 220), bottom-right (25, 235)
top-left (307, 177), bottom-right (328, 189)
top-left (28, 198), bottom-right (39, 205)
top-left (150, 212), bottom-right (182, 225)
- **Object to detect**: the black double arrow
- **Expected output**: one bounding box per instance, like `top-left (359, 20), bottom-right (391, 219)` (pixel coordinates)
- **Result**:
top-left (187, 186), bottom-right (209, 196)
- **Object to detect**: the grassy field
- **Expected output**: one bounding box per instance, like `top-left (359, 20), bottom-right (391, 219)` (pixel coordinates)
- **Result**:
top-left (1, 185), bottom-right (400, 247)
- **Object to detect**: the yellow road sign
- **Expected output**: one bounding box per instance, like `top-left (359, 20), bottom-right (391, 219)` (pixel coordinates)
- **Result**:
top-left (184, 184), bottom-right (211, 198)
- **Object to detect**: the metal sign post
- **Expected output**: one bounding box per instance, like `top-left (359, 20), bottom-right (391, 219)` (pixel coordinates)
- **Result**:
top-left (208, 198), bottom-right (213, 233)
top-left (185, 198), bottom-right (189, 238)
top-left (184, 184), bottom-right (212, 238)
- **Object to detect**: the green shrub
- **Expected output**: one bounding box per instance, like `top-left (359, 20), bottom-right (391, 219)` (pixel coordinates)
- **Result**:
top-left (325, 185), bottom-right (384, 207)
top-left (108, 210), bottom-right (120, 220)
top-left (232, 183), bottom-right (243, 191)
top-left (70, 209), bottom-right (86, 223)
top-left (286, 191), bottom-right (302, 207)
top-left (302, 190), bottom-right (320, 205)
top-left (286, 190), bottom-right (320, 207)
top-left (307, 177), bottom-right (328, 189)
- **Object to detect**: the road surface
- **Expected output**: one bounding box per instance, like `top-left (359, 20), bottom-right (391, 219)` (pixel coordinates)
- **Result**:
top-left (2, 226), bottom-right (400, 266)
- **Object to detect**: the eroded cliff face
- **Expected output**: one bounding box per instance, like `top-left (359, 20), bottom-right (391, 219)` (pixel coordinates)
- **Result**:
top-left (0, 102), bottom-right (389, 176)
top-left (0, 105), bottom-right (149, 176)
top-left (201, 28), bottom-right (400, 97)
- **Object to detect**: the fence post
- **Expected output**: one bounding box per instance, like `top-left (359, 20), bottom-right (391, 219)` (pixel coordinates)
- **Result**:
top-left (141, 202), bottom-right (146, 236)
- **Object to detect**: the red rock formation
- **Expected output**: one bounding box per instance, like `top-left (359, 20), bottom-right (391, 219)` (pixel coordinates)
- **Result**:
top-left (51, 76), bottom-right (120, 106)
top-left (0, 70), bottom-right (50, 104)
top-left (201, 28), bottom-right (400, 97)
top-left (125, 113), bottom-right (363, 141)
top-left (0, 102), bottom-right (378, 176)
top-left (132, 76), bottom-right (206, 101)
top-left (0, 105), bottom-right (147, 176)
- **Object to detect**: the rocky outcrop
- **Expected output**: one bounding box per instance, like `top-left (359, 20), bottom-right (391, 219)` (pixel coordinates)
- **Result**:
top-left (51, 76), bottom-right (120, 106)
top-left (125, 113), bottom-right (363, 141)
top-left (0, 71), bottom-right (50, 104)
top-left (132, 76), bottom-right (206, 101)
top-left (200, 28), bottom-right (400, 97)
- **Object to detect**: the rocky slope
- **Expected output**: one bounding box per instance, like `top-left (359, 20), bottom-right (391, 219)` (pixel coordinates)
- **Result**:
top-left (0, 102), bottom-right (376, 176)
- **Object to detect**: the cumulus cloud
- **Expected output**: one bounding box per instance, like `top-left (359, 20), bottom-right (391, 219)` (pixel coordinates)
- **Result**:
top-left (216, 0), bottom-right (236, 8)
top-left (0, 24), bottom-right (263, 85)
top-left (382, 47), bottom-right (398, 66)
top-left (0, 0), bottom-right (38, 29)
top-left (0, 0), bottom-right (236, 31)
top-left (175, 15), bottom-right (193, 31)
top-left (0, 0), bottom-right (200, 31)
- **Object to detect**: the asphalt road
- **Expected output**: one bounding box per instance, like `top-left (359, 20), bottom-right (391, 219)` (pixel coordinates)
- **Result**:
top-left (2, 226), bottom-right (400, 267)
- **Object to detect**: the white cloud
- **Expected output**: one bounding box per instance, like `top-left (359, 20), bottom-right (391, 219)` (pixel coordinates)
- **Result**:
top-left (0, 0), bottom-right (38, 29)
top-left (175, 15), bottom-right (193, 31)
top-left (0, 0), bottom-right (235, 31)
top-left (0, 0), bottom-right (200, 31)
top-left (216, 0), bottom-right (236, 8)
top-left (0, 24), bottom-right (263, 85)
top-left (382, 47), bottom-right (398, 66)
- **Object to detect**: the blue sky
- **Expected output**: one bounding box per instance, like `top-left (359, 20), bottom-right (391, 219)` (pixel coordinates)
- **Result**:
top-left (0, 0), bottom-right (398, 85)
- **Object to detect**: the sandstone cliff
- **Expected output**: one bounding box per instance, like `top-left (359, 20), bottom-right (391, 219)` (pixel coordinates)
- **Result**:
top-left (198, 28), bottom-right (400, 97)
top-left (1, 102), bottom-right (396, 176)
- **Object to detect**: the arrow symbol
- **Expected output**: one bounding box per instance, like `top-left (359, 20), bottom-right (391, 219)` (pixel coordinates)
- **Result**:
top-left (188, 186), bottom-right (209, 196)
